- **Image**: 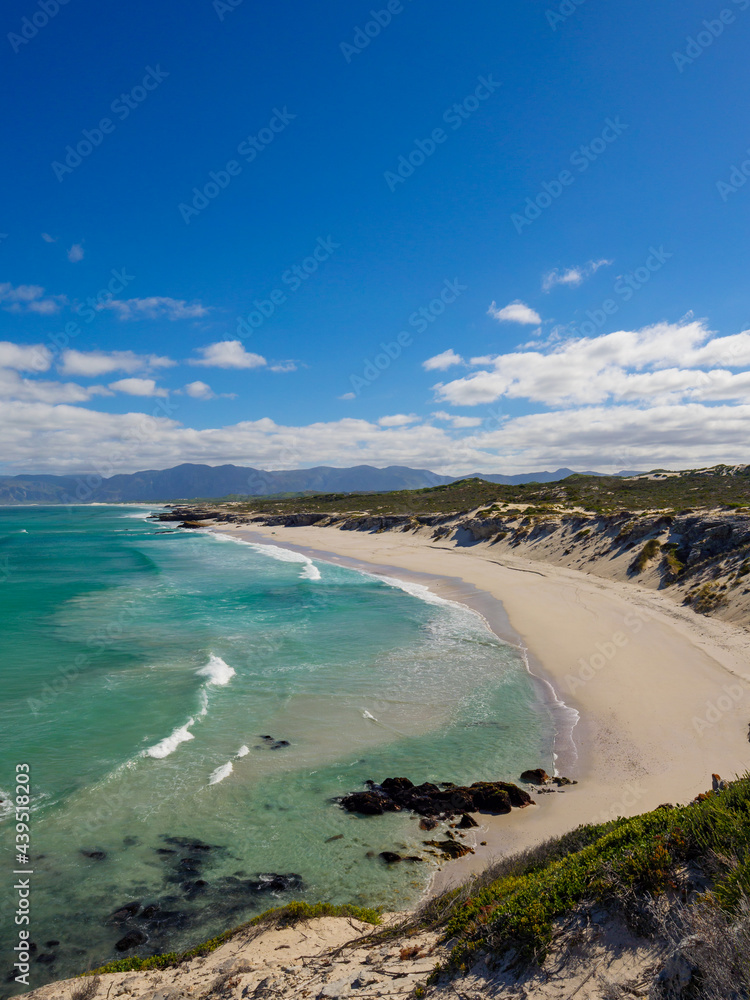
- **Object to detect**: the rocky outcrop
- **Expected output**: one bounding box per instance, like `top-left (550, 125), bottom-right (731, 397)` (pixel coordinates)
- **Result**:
top-left (339, 776), bottom-right (533, 820)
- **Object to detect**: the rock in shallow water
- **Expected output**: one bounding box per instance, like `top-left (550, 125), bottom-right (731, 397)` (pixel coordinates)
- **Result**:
top-left (340, 776), bottom-right (533, 819)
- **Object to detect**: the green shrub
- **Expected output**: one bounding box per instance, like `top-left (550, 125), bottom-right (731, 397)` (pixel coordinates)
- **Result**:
top-left (631, 538), bottom-right (661, 573)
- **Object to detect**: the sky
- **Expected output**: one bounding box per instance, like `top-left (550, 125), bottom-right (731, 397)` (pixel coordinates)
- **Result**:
top-left (3, 0), bottom-right (750, 476)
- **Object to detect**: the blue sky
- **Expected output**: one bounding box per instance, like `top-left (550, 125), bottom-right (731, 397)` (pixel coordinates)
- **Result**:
top-left (3, 0), bottom-right (750, 475)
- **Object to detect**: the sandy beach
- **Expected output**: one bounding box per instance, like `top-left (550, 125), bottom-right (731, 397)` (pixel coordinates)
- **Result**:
top-left (216, 521), bottom-right (750, 891)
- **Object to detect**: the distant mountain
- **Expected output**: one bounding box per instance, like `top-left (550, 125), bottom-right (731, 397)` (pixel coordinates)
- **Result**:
top-left (0, 463), bottom-right (637, 504)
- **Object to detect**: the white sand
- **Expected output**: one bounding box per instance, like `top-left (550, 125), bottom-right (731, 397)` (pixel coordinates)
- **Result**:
top-left (221, 522), bottom-right (750, 890)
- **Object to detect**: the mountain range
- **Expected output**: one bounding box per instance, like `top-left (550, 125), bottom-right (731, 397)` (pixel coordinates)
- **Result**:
top-left (0, 463), bottom-right (637, 504)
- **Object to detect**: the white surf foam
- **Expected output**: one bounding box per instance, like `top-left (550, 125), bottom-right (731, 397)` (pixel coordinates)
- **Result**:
top-left (0, 789), bottom-right (13, 822)
top-left (146, 721), bottom-right (196, 759)
top-left (209, 761), bottom-right (233, 785)
top-left (210, 532), bottom-right (321, 581)
top-left (196, 653), bottom-right (236, 686)
top-left (236, 745), bottom-right (250, 757)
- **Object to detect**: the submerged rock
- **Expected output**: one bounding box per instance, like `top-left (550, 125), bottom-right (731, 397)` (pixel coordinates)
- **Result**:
top-left (379, 852), bottom-right (402, 864)
top-left (80, 849), bottom-right (107, 861)
top-left (115, 930), bottom-right (147, 951)
top-left (110, 902), bottom-right (141, 922)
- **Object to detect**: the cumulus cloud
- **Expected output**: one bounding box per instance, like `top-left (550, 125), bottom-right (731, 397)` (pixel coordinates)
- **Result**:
top-left (542, 259), bottom-right (612, 292)
top-left (487, 300), bottom-right (542, 325)
top-left (0, 341), bottom-right (51, 372)
top-left (184, 381), bottom-right (215, 400)
top-left (67, 243), bottom-right (84, 263)
top-left (423, 349), bottom-right (464, 371)
top-left (60, 349), bottom-right (175, 377)
top-left (269, 361), bottom-right (298, 373)
top-left (190, 340), bottom-right (267, 369)
top-left (339, 392), bottom-right (356, 401)
top-left (431, 411), bottom-right (482, 428)
top-left (0, 370), bottom-right (111, 405)
top-left (41, 233), bottom-right (56, 243)
top-left (435, 320), bottom-right (750, 408)
top-left (3, 398), bottom-right (750, 477)
top-left (378, 414), bottom-right (420, 427)
top-left (108, 378), bottom-right (168, 398)
top-left (97, 296), bottom-right (209, 321)
top-left (0, 282), bottom-right (65, 315)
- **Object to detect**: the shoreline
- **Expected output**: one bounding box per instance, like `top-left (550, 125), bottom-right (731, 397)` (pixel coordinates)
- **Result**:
top-left (213, 520), bottom-right (750, 893)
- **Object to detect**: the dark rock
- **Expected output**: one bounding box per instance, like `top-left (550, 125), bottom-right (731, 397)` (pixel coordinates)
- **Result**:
top-left (325, 834), bottom-right (344, 843)
top-left (521, 768), bottom-right (550, 785)
top-left (419, 817), bottom-right (438, 831)
top-left (424, 839), bottom-right (474, 860)
top-left (178, 857), bottom-right (203, 871)
top-left (110, 902), bottom-right (141, 922)
top-left (248, 873), bottom-right (304, 893)
top-left (552, 776), bottom-right (577, 786)
top-left (379, 852), bottom-right (402, 864)
top-left (35, 953), bottom-right (56, 965)
top-left (141, 905), bottom-right (161, 920)
top-left (339, 791), bottom-right (398, 816)
top-left (381, 777), bottom-right (414, 795)
top-left (162, 836), bottom-right (215, 851)
top-left (458, 813), bottom-right (478, 829)
top-left (44, 941), bottom-right (60, 948)
top-left (471, 781), bottom-right (534, 809)
top-left (270, 740), bottom-right (290, 750)
top-left (469, 783), bottom-right (511, 814)
top-left (156, 848), bottom-right (176, 855)
top-left (80, 849), bottom-right (107, 860)
top-left (115, 930), bottom-right (147, 952)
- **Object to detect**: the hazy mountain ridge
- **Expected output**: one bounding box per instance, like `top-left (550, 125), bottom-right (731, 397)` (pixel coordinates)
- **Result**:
top-left (0, 463), bottom-right (613, 504)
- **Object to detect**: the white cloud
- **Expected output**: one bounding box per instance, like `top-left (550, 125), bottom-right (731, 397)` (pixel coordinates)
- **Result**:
top-left (60, 349), bottom-right (175, 377)
top-left (0, 282), bottom-right (65, 315)
top-left (378, 414), bottom-right (420, 427)
top-left (190, 340), bottom-right (267, 369)
top-left (0, 370), bottom-right (110, 405)
top-left (184, 381), bottom-right (215, 400)
top-left (108, 378), bottom-right (168, 398)
top-left (67, 243), bottom-right (84, 263)
top-left (542, 259), bottom-right (612, 292)
top-left (0, 341), bottom-right (51, 372)
top-left (3, 397), bottom-right (750, 477)
top-left (431, 410), bottom-right (482, 428)
top-left (487, 300), bottom-right (542, 325)
top-left (339, 392), bottom-right (356, 401)
top-left (423, 349), bottom-right (464, 371)
top-left (435, 320), bottom-right (750, 408)
top-left (269, 361), bottom-right (298, 373)
top-left (41, 233), bottom-right (56, 243)
top-left (97, 297), bottom-right (209, 321)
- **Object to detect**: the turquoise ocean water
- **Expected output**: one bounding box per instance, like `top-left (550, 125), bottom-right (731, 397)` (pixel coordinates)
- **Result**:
top-left (0, 506), bottom-right (556, 993)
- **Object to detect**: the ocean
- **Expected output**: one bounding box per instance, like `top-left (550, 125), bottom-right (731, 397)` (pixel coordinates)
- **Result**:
top-left (0, 505), bottom-right (556, 993)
